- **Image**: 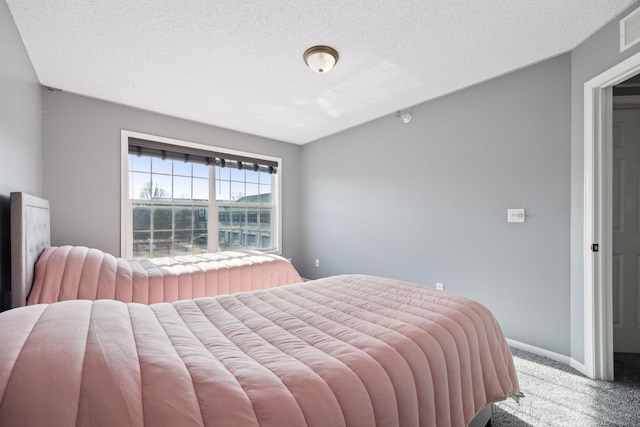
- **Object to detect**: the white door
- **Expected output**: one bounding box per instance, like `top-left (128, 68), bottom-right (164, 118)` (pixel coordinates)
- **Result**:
top-left (613, 107), bottom-right (640, 353)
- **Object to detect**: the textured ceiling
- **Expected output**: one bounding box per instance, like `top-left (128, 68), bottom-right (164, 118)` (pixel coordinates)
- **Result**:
top-left (5, 0), bottom-right (636, 144)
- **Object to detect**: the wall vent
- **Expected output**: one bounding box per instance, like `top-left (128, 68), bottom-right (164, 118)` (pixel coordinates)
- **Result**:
top-left (621, 7), bottom-right (640, 52)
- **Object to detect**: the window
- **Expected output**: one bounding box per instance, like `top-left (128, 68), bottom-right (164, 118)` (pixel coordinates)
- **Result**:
top-left (121, 131), bottom-right (281, 258)
top-left (215, 165), bottom-right (275, 252)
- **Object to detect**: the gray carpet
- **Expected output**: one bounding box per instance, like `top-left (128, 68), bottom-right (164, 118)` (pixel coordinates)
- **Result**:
top-left (491, 348), bottom-right (640, 426)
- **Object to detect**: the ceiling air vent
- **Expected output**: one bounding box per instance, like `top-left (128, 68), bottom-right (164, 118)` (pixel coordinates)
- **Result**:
top-left (621, 7), bottom-right (640, 52)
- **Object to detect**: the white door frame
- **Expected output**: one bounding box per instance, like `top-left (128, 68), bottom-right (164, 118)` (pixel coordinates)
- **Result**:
top-left (584, 50), bottom-right (640, 380)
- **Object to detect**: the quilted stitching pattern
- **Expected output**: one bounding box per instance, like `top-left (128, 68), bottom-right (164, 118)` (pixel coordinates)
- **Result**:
top-left (27, 246), bottom-right (302, 305)
top-left (0, 275), bottom-right (518, 427)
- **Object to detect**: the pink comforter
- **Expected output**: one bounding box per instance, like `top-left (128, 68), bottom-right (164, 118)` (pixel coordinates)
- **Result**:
top-left (0, 275), bottom-right (519, 427)
top-left (27, 246), bottom-right (302, 305)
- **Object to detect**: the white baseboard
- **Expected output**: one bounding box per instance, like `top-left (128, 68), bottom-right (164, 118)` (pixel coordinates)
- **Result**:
top-left (569, 358), bottom-right (587, 376)
top-left (506, 338), bottom-right (570, 364)
top-left (505, 338), bottom-right (587, 376)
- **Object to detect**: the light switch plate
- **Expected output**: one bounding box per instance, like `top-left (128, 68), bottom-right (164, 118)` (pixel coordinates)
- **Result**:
top-left (508, 208), bottom-right (525, 223)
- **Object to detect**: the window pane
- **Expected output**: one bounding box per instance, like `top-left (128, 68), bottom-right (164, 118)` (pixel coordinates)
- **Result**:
top-left (152, 174), bottom-right (172, 199)
top-left (173, 161), bottom-right (191, 176)
top-left (132, 172), bottom-right (151, 200)
top-left (245, 169), bottom-right (259, 183)
top-left (231, 229), bottom-right (243, 248)
top-left (133, 205), bottom-right (151, 231)
top-left (138, 180), bottom-right (167, 200)
top-left (152, 157), bottom-right (172, 174)
top-left (211, 205), bottom-right (274, 251)
top-left (193, 178), bottom-right (209, 200)
top-left (218, 207), bottom-right (230, 226)
top-left (133, 232), bottom-right (151, 258)
top-left (232, 208), bottom-right (246, 226)
top-left (174, 206), bottom-right (193, 230)
top-left (171, 233), bottom-right (192, 255)
top-left (259, 184), bottom-right (271, 203)
top-left (173, 176), bottom-right (191, 199)
top-left (130, 155), bottom-right (151, 172)
top-left (217, 166), bottom-right (230, 181)
top-left (193, 163), bottom-right (209, 178)
top-left (245, 183), bottom-right (259, 200)
top-left (153, 206), bottom-right (172, 230)
top-left (259, 182), bottom-right (272, 192)
top-left (247, 209), bottom-right (258, 224)
top-left (260, 208), bottom-right (271, 226)
top-left (260, 193), bottom-right (271, 204)
top-left (218, 228), bottom-right (231, 251)
top-left (258, 171), bottom-right (271, 185)
top-left (245, 230), bottom-right (257, 249)
top-left (231, 168), bottom-right (244, 181)
top-left (260, 231), bottom-right (272, 248)
top-left (231, 181), bottom-right (244, 203)
top-left (152, 231), bottom-right (173, 257)
top-left (216, 180), bottom-right (230, 202)
top-left (194, 206), bottom-right (208, 229)
top-left (192, 230), bottom-right (208, 253)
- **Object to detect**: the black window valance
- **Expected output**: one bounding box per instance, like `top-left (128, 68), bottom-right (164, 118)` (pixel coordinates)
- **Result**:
top-left (128, 137), bottom-right (278, 174)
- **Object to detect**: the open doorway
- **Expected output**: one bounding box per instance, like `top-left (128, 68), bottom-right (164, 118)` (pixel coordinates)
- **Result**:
top-left (584, 50), bottom-right (640, 381)
top-left (611, 76), bottom-right (640, 382)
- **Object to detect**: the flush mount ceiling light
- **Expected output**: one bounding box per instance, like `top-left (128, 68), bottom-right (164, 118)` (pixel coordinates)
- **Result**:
top-left (304, 45), bottom-right (339, 73)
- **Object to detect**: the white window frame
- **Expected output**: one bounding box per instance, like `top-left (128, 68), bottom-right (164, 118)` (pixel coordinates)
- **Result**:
top-left (120, 130), bottom-right (282, 258)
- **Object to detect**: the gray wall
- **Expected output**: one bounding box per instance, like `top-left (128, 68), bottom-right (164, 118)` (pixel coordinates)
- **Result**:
top-left (41, 91), bottom-right (301, 265)
top-left (0, 0), bottom-right (42, 310)
top-left (570, 3), bottom-right (640, 364)
top-left (300, 55), bottom-right (572, 355)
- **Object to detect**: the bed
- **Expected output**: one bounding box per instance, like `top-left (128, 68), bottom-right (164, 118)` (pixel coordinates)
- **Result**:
top-left (0, 274), bottom-right (519, 427)
top-left (9, 192), bottom-right (302, 308)
top-left (5, 192), bottom-right (519, 426)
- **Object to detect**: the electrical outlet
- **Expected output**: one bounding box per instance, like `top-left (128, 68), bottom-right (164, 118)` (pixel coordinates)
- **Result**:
top-left (436, 282), bottom-right (444, 291)
top-left (315, 259), bottom-right (320, 268)
top-left (508, 208), bottom-right (525, 223)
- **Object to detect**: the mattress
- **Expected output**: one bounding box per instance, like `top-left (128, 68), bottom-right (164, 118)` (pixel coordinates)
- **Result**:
top-left (27, 246), bottom-right (302, 304)
top-left (0, 274), bottom-right (519, 427)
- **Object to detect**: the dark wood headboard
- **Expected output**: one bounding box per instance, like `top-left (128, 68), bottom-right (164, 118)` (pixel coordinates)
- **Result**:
top-left (10, 192), bottom-right (50, 308)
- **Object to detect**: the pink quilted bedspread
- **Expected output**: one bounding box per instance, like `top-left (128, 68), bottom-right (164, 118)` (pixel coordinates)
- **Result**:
top-left (0, 275), bottom-right (519, 427)
top-left (27, 246), bottom-right (302, 305)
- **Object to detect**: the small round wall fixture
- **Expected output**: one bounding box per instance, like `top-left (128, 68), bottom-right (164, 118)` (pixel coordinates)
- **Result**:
top-left (396, 110), bottom-right (412, 124)
top-left (304, 45), bottom-right (339, 73)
